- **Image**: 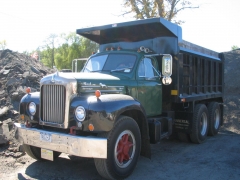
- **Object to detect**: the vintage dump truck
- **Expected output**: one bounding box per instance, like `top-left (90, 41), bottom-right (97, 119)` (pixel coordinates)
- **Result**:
top-left (14, 18), bottom-right (224, 179)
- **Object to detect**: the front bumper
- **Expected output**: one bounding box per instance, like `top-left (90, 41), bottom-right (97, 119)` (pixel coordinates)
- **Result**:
top-left (14, 123), bottom-right (107, 159)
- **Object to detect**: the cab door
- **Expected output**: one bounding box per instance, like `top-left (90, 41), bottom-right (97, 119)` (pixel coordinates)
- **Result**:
top-left (137, 57), bottom-right (162, 116)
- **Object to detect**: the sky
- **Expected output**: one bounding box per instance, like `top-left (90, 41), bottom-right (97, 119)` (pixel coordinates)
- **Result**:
top-left (0, 0), bottom-right (239, 53)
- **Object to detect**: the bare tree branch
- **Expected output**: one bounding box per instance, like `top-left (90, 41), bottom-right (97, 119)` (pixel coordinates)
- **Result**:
top-left (142, 0), bottom-right (151, 18)
top-left (155, 0), bottom-right (165, 18)
top-left (121, 0), bottom-right (198, 23)
top-left (175, 6), bottom-right (199, 15)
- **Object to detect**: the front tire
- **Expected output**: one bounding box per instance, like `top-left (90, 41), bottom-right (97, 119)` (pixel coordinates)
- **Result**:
top-left (23, 144), bottom-right (61, 161)
top-left (190, 104), bottom-right (209, 144)
top-left (94, 116), bottom-right (141, 180)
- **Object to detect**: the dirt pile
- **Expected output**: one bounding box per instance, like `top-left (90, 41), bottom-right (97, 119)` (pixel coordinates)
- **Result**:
top-left (223, 49), bottom-right (240, 94)
top-left (223, 49), bottom-right (240, 133)
top-left (0, 49), bottom-right (54, 146)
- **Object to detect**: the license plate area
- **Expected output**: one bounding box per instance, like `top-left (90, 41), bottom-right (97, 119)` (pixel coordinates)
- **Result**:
top-left (41, 148), bottom-right (54, 161)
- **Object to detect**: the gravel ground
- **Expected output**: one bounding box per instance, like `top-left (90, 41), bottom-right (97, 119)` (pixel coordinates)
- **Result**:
top-left (1, 91), bottom-right (239, 180)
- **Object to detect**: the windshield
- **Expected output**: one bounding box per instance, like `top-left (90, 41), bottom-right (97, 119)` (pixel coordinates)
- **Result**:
top-left (83, 54), bottom-right (136, 73)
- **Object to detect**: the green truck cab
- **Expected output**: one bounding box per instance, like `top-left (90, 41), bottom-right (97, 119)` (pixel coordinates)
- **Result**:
top-left (15, 18), bottom-right (224, 179)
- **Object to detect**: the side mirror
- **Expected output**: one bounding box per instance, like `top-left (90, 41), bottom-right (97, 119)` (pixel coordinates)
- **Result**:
top-left (162, 55), bottom-right (172, 77)
top-left (162, 55), bottom-right (172, 85)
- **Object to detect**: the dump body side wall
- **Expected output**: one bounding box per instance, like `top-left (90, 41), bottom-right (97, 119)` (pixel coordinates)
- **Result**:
top-left (160, 50), bottom-right (224, 133)
top-left (161, 51), bottom-right (224, 108)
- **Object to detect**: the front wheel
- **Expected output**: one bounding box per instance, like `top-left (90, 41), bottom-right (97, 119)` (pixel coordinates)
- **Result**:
top-left (94, 116), bottom-right (141, 180)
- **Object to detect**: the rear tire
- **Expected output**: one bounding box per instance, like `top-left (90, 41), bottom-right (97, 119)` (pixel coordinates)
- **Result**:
top-left (190, 104), bottom-right (209, 144)
top-left (23, 144), bottom-right (61, 161)
top-left (94, 116), bottom-right (141, 180)
top-left (208, 102), bottom-right (221, 136)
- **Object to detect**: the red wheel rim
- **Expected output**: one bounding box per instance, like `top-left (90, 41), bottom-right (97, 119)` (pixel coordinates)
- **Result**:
top-left (114, 130), bottom-right (136, 168)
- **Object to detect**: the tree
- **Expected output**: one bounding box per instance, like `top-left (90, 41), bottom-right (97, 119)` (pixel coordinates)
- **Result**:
top-left (40, 32), bottom-right (99, 70)
top-left (41, 34), bottom-right (58, 68)
top-left (0, 40), bottom-right (7, 50)
top-left (81, 37), bottom-right (99, 57)
top-left (231, 45), bottom-right (239, 50)
top-left (122, 0), bottom-right (198, 24)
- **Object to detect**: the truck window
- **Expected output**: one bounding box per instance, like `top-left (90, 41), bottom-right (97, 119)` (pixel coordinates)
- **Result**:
top-left (138, 58), bottom-right (159, 79)
top-left (83, 55), bottom-right (108, 72)
top-left (83, 54), bottom-right (136, 73)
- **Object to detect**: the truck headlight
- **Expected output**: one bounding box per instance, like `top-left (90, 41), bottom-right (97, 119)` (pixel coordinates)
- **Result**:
top-left (75, 106), bottom-right (86, 121)
top-left (29, 102), bottom-right (36, 115)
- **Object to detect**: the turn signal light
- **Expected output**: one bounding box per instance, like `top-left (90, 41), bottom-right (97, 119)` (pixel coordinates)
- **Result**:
top-left (95, 90), bottom-right (101, 98)
top-left (88, 124), bottom-right (94, 131)
top-left (26, 87), bottom-right (31, 94)
top-left (20, 114), bottom-right (25, 121)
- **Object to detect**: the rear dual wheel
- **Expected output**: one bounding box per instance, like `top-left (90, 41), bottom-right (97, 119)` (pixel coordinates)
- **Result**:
top-left (208, 102), bottom-right (221, 136)
top-left (178, 102), bottom-right (221, 143)
top-left (94, 116), bottom-right (141, 180)
top-left (190, 104), bottom-right (209, 144)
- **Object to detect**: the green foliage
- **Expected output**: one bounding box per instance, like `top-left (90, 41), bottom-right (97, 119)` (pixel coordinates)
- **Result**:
top-left (231, 45), bottom-right (239, 50)
top-left (40, 50), bottom-right (53, 68)
top-left (39, 32), bottom-right (99, 70)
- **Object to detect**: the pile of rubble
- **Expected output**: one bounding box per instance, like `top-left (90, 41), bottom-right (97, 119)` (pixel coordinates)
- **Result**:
top-left (0, 49), bottom-right (54, 147)
top-left (222, 49), bottom-right (240, 132)
top-left (223, 49), bottom-right (240, 94)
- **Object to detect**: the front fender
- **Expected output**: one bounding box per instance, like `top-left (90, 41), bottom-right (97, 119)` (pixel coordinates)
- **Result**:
top-left (87, 94), bottom-right (151, 158)
top-left (19, 92), bottom-right (40, 124)
top-left (87, 94), bottom-right (146, 132)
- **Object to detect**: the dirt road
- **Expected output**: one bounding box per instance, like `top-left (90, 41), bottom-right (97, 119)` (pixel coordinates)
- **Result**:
top-left (1, 128), bottom-right (239, 180)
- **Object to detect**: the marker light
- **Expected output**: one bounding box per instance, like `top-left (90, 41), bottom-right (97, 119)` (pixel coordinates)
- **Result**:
top-left (95, 90), bottom-right (101, 98)
top-left (26, 87), bottom-right (31, 94)
top-left (181, 98), bottom-right (186, 102)
top-left (88, 124), bottom-right (94, 131)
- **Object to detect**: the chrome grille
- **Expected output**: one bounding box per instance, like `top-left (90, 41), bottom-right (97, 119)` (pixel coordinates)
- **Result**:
top-left (41, 85), bottom-right (66, 124)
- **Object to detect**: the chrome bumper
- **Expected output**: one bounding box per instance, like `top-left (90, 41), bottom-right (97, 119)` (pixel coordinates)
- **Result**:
top-left (14, 123), bottom-right (107, 159)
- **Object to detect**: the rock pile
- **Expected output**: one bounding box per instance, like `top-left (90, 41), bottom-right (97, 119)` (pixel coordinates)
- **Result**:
top-left (222, 49), bottom-right (240, 133)
top-left (223, 49), bottom-right (240, 94)
top-left (0, 49), bottom-right (54, 145)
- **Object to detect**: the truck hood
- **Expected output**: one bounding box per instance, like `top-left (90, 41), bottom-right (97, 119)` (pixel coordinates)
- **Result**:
top-left (62, 72), bottom-right (121, 80)
top-left (41, 72), bottom-right (126, 94)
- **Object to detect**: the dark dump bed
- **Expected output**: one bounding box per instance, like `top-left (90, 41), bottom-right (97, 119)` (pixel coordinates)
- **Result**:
top-left (76, 17), bottom-right (182, 44)
top-left (77, 18), bottom-right (219, 60)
